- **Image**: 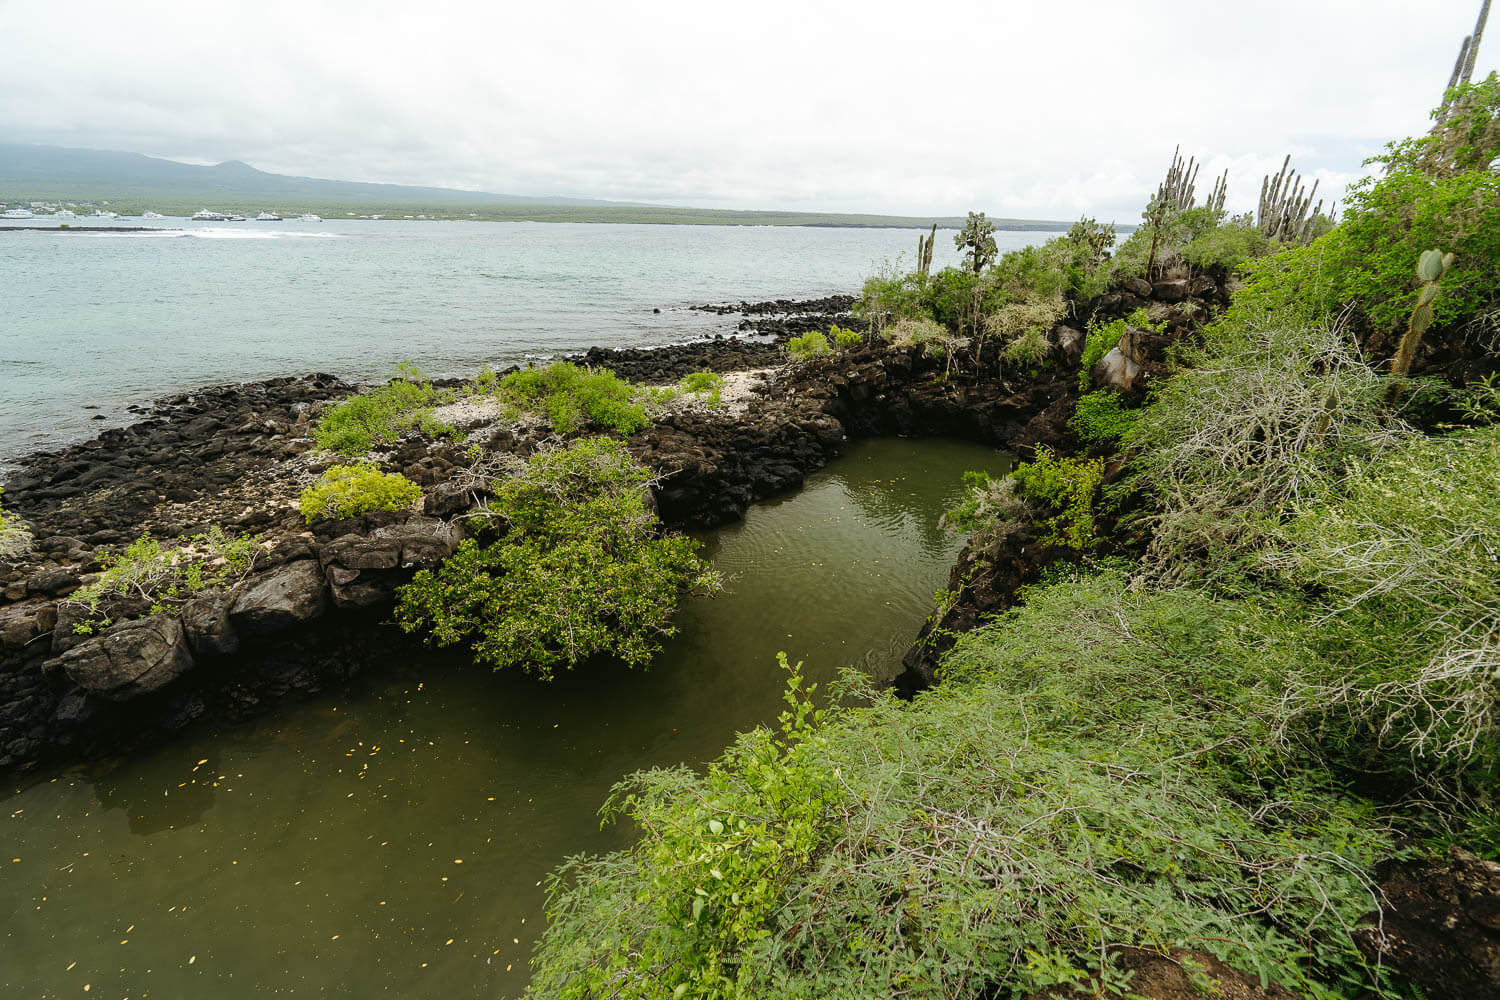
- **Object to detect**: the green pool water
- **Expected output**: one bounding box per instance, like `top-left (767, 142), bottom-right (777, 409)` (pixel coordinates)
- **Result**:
top-left (1, 437), bottom-right (1009, 998)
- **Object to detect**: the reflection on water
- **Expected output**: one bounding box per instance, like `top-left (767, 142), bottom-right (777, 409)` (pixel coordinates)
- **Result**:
top-left (0, 438), bottom-right (1007, 998)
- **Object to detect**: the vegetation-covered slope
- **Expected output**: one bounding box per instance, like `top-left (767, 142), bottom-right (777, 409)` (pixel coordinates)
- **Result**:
top-left (522, 76), bottom-right (1500, 999)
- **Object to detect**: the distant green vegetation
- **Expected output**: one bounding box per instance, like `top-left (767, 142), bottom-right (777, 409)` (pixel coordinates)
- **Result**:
top-left (299, 465), bottom-right (423, 523)
top-left (394, 438), bottom-right (718, 678)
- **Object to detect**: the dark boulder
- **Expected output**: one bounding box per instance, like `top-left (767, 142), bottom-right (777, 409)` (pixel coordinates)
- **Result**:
top-left (180, 590), bottom-right (240, 657)
top-left (1151, 279), bottom-right (1190, 302)
top-left (1354, 847), bottom-right (1500, 1000)
top-left (53, 615), bottom-right (195, 701)
top-left (25, 568), bottom-right (81, 597)
top-left (228, 560), bottom-right (328, 637)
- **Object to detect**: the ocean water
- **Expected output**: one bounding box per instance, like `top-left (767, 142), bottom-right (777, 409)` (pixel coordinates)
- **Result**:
top-left (0, 218), bottom-right (1060, 459)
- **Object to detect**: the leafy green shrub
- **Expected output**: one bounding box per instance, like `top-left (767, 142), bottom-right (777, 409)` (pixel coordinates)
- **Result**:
top-left (1109, 205), bottom-right (1223, 282)
top-left (527, 573), bottom-right (1395, 1000)
top-left (498, 362), bottom-right (649, 435)
top-left (1181, 213), bottom-right (1272, 271)
top-left (65, 527), bottom-right (261, 632)
top-left (677, 370), bottom-right (726, 407)
top-left (1070, 389), bottom-right (1138, 446)
top-left (1273, 425), bottom-right (1500, 763)
top-left (829, 324), bottom-right (863, 350)
top-left (984, 291), bottom-right (1066, 365)
top-left (1226, 91), bottom-right (1500, 339)
top-left (784, 330), bottom-right (831, 361)
top-left (1011, 447), bottom-right (1105, 549)
top-left (855, 265), bottom-right (930, 331)
top-left (1370, 73), bottom-right (1500, 179)
top-left (298, 464), bottom-right (423, 522)
top-left (313, 362), bottom-right (451, 456)
top-left (394, 437), bottom-right (718, 677)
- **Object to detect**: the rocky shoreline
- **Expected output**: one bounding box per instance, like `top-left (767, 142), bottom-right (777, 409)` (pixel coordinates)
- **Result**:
top-left (0, 296), bottom-right (921, 776)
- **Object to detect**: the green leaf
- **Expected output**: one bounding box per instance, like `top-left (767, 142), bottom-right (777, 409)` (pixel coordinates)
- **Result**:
top-left (707, 819), bottom-right (724, 835)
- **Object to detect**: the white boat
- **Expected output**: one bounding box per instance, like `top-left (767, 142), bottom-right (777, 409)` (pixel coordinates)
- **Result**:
top-left (1, 208), bottom-right (35, 219)
top-left (141, 211), bottom-right (165, 220)
top-left (227, 215), bottom-right (247, 222)
top-left (89, 209), bottom-right (118, 218)
top-left (192, 209), bottom-right (229, 221)
top-left (255, 211), bottom-right (282, 221)
top-left (296, 213), bottom-right (322, 222)
top-left (55, 209), bottom-right (77, 219)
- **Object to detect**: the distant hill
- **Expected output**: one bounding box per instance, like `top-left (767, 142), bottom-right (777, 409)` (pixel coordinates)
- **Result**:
top-left (0, 142), bottom-right (1083, 230)
top-left (0, 142), bottom-right (632, 206)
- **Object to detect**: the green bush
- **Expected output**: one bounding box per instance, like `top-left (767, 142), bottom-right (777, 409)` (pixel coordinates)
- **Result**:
top-left (394, 438), bottom-right (718, 677)
top-left (298, 465), bottom-right (423, 522)
top-left (1370, 74), bottom-right (1500, 179)
top-left (829, 324), bottom-right (863, 350)
top-left (313, 362), bottom-right (453, 456)
top-left (1224, 89), bottom-right (1500, 339)
top-left (497, 362), bottom-right (649, 435)
top-left (527, 573), bottom-right (1396, 1000)
top-left (677, 370), bottom-right (726, 407)
top-left (1181, 213), bottom-right (1272, 271)
top-left (1070, 389), bottom-right (1138, 446)
top-left (855, 265), bottom-right (930, 330)
top-left (1109, 205), bottom-right (1223, 282)
top-left (1012, 447), bottom-right (1105, 550)
top-left (784, 330), bottom-right (831, 362)
top-left (64, 527), bottom-right (261, 632)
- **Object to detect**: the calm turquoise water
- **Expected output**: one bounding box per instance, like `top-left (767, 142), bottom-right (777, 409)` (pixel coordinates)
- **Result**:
top-left (0, 437), bottom-right (1010, 999)
top-left (0, 218), bottom-right (1059, 457)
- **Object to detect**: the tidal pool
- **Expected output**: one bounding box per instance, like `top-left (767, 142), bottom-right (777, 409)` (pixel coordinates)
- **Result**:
top-left (1, 437), bottom-right (1009, 998)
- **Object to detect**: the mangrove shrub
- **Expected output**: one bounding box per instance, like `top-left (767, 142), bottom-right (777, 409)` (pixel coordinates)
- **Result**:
top-left (394, 438), bottom-right (717, 678)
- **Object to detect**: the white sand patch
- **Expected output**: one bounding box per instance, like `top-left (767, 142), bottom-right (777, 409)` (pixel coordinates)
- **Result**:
top-left (429, 396), bottom-right (507, 427)
top-left (717, 368), bottom-right (773, 414)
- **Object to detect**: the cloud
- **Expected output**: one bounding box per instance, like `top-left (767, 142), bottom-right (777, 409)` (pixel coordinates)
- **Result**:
top-left (0, 0), bottom-right (1491, 218)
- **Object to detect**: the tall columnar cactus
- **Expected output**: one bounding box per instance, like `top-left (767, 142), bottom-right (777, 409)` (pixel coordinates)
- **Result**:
top-left (1386, 249), bottom-right (1456, 406)
top-left (1439, 1), bottom-right (1489, 124)
top-left (1206, 170), bottom-right (1229, 214)
top-left (1156, 145), bottom-right (1200, 210)
top-left (1257, 155), bottom-right (1327, 244)
top-left (917, 223), bottom-right (937, 278)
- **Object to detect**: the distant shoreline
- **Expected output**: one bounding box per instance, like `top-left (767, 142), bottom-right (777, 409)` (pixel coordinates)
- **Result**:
top-left (0, 218), bottom-right (1129, 232)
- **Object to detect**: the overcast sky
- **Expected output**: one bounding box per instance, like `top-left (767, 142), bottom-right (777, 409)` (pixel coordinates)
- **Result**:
top-left (0, 0), bottom-right (1493, 221)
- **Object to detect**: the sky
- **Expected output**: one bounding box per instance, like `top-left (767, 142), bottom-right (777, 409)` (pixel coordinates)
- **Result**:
top-left (0, 0), bottom-right (1493, 222)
